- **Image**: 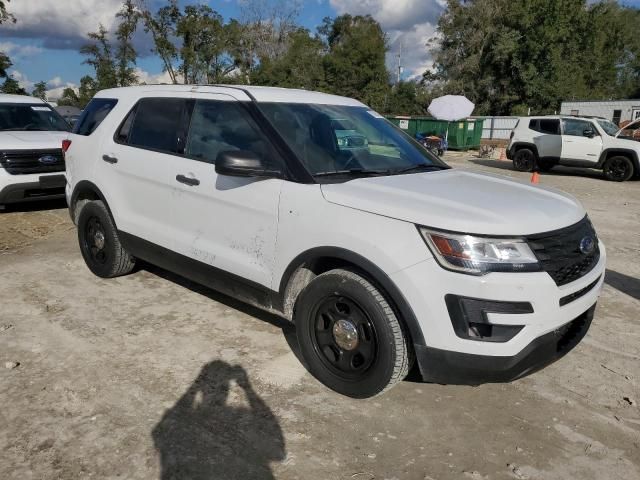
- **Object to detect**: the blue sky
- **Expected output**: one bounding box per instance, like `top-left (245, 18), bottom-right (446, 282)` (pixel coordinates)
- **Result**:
top-left (0, 0), bottom-right (638, 98)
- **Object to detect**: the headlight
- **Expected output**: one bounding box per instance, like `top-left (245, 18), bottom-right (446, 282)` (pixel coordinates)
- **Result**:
top-left (418, 227), bottom-right (541, 275)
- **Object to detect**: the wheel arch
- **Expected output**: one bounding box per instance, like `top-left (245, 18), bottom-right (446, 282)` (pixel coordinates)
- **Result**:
top-left (598, 148), bottom-right (639, 172)
top-left (69, 180), bottom-right (116, 226)
top-left (510, 142), bottom-right (540, 159)
top-left (278, 247), bottom-right (426, 348)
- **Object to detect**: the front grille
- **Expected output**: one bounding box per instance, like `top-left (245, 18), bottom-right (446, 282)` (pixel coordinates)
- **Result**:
top-left (527, 217), bottom-right (600, 286)
top-left (0, 149), bottom-right (65, 175)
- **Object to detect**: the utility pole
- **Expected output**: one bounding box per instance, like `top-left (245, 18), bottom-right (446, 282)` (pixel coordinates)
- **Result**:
top-left (396, 42), bottom-right (403, 85)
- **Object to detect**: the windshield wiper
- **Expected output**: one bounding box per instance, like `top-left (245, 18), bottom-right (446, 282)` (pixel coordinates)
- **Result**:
top-left (392, 164), bottom-right (448, 175)
top-left (314, 168), bottom-right (392, 177)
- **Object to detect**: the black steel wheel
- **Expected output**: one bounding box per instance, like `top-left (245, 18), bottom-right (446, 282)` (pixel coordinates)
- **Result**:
top-left (77, 200), bottom-right (135, 278)
top-left (311, 296), bottom-right (378, 379)
top-left (513, 148), bottom-right (536, 172)
top-left (294, 269), bottom-right (411, 398)
top-left (603, 156), bottom-right (634, 182)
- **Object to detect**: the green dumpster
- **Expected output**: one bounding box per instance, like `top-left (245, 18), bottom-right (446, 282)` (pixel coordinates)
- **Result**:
top-left (387, 116), bottom-right (484, 151)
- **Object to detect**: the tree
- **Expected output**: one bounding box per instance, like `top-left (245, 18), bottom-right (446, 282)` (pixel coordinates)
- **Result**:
top-left (80, 24), bottom-right (118, 90)
top-left (428, 0), bottom-right (640, 115)
top-left (115, 0), bottom-right (140, 87)
top-left (1, 75), bottom-right (26, 95)
top-left (32, 80), bottom-right (47, 100)
top-left (0, 0), bottom-right (15, 25)
top-left (57, 87), bottom-right (80, 107)
top-left (0, 0), bottom-right (15, 80)
top-left (139, 0), bottom-right (180, 83)
top-left (320, 15), bottom-right (390, 111)
top-left (251, 28), bottom-right (325, 90)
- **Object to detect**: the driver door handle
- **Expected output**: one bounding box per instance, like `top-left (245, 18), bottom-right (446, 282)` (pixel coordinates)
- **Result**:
top-left (102, 154), bottom-right (118, 164)
top-left (176, 174), bottom-right (200, 186)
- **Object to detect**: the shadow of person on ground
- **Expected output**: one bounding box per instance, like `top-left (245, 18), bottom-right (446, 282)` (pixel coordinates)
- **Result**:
top-left (605, 269), bottom-right (640, 301)
top-left (152, 361), bottom-right (286, 480)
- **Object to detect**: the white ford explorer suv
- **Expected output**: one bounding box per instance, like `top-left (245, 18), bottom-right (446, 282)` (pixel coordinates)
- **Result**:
top-left (65, 85), bottom-right (606, 398)
top-left (507, 115), bottom-right (640, 181)
top-left (0, 94), bottom-right (70, 208)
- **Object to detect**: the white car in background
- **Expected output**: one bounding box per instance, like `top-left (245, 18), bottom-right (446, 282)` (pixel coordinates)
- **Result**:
top-left (507, 115), bottom-right (640, 181)
top-left (0, 94), bottom-right (70, 209)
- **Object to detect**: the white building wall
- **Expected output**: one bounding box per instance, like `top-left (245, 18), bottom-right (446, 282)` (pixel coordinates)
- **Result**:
top-left (560, 100), bottom-right (640, 124)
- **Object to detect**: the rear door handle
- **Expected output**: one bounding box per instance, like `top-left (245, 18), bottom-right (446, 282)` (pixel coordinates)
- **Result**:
top-left (102, 154), bottom-right (118, 164)
top-left (176, 174), bottom-right (200, 186)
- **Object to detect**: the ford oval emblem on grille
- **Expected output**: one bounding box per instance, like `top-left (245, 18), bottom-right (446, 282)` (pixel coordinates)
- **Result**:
top-left (579, 236), bottom-right (595, 255)
top-left (38, 155), bottom-right (58, 165)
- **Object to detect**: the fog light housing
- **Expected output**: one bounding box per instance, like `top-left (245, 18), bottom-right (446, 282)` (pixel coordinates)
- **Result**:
top-left (445, 295), bottom-right (532, 343)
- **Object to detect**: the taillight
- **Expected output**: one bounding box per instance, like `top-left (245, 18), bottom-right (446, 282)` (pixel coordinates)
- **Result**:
top-left (62, 139), bottom-right (72, 159)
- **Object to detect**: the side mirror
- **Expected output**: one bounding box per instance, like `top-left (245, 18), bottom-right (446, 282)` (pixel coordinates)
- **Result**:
top-left (583, 129), bottom-right (595, 138)
top-left (215, 150), bottom-right (282, 178)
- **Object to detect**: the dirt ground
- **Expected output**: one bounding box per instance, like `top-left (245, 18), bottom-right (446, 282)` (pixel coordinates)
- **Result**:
top-left (1, 155), bottom-right (639, 480)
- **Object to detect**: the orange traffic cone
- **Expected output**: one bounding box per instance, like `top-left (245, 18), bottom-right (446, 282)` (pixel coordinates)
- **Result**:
top-left (499, 148), bottom-right (507, 161)
top-left (531, 171), bottom-right (540, 184)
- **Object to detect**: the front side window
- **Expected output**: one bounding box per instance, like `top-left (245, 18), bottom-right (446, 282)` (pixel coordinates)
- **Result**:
top-left (126, 98), bottom-right (188, 153)
top-left (0, 103), bottom-right (70, 132)
top-left (260, 103), bottom-right (447, 178)
top-left (74, 98), bottom-right (117, 136)
top-left (562, 119), bottom-right (595, 137)
top-left (185, 100), bottom-right (273, 164)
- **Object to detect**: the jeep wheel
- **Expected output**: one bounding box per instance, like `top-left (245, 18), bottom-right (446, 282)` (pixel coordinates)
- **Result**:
top-left (294, 269), bottom-right (411, 398)
top-left (77, 200), bottom-right (135, 278)
top-left (513, 148), bottom-right (536, 172)
top-left (603, 156), bottom-right (634, 182)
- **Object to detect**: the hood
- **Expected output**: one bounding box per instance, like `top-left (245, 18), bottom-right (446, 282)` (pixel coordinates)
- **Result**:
top-left (0, 131), bottom-right (68, 151)
top-left (615, 118), bottom-right (640, 138)
top-left (321, 169), bottom-right (586, 236)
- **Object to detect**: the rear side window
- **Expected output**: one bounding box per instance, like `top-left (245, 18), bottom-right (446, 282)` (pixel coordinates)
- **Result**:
top-left (529, 119), bottom-right (560, 135)
top-left (125, 98), bottom-right (188, 154)
top-left (74, 98), bottom-right (117, 136)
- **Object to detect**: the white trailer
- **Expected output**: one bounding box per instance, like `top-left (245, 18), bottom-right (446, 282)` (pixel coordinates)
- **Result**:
top-left (560, 100), bottom-right (640, 125)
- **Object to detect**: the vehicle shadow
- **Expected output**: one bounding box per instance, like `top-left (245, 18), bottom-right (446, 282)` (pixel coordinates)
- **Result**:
top-left (0, 198), bottom-right (67, 213)
top-left (468, 159), bottom-right (607, 180)
top-left (140, 263), bottom-right (302, 364)
top-left (152, 360), bottom-right (286, 480)
top-left (605, 269), bottom-right (640, 301)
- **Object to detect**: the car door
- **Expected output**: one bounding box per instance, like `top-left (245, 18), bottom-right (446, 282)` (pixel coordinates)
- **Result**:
top-left (101, 94), bottom-right (192, 250)
top-left (167, 95), bottom-right (284, 289)
top-left (561, 118), bottom-right (602, 164)
top-left (532, 118), bottom-right (561, 159)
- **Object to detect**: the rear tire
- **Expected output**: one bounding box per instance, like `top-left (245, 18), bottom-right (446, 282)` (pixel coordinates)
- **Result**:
top-left (603, 156), bottom-right (634, 182)
top-left (77, 200), bottom-right (135, 278)
top-left (294, 269), bottom-right (411, 398)
top-left (513, 148), bottom-right (536, 172)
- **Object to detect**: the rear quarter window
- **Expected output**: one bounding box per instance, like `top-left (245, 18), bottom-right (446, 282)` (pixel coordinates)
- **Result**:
top-left (73, 98), bottom-right (118, 136)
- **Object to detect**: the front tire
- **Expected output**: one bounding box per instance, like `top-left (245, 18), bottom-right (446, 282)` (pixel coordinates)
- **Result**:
top-left (603, 156), bottom-right (634, 182)
top-left (513, 148), bottom-right (536, 172)
top-left (77, 200), bottom-right (135, 278)
top-left (294, 269), bottom-right (411, 398)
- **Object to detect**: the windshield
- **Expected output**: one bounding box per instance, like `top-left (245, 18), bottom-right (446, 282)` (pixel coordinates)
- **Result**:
top-left (596, 119), bottom-right (619, 136)
top-left (0, 103), bottom-right (70, 132)
top-left (260, 103), bottom-right (448, 178)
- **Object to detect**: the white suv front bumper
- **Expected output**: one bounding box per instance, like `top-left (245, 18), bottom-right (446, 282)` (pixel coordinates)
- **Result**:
top-left (391, 242), bottom-right (606, 384)
top-left (0, 168), bottom-right (67, 206)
